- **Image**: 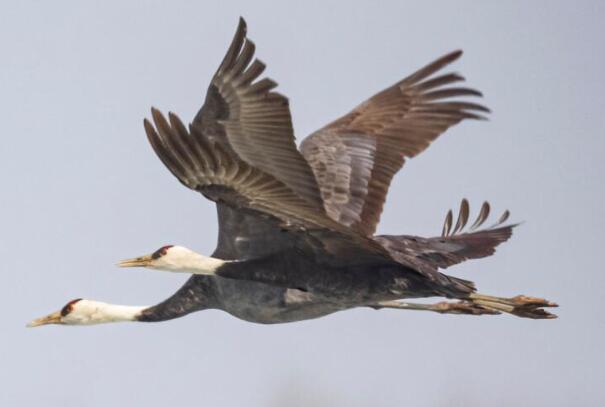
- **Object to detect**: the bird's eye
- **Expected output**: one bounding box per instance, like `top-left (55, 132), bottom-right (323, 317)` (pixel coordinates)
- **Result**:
top-left (61, 298), bottom-right (82, 316)
top-left (152, 245), bottom-right (174, 260)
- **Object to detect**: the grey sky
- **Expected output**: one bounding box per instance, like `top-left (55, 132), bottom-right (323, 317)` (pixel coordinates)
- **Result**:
top-left (2, 1), bottom-right (604, 406)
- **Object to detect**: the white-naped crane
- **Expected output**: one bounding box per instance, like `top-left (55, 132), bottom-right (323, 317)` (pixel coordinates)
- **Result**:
top-left (28, 18), bottom-right (556, 328)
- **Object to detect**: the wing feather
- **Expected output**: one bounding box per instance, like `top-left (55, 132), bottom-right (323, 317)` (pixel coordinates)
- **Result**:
top-left (148, 110), bottom-right (311, 218)
top-left (375, 200), bottom-right (515, 270)
top-left (301, 51), bottom-right (488, 235)
top-left (192, 18), bottom-right (323, 210)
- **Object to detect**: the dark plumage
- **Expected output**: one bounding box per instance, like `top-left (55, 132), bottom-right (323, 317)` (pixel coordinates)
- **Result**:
top-left (136, 18), bottom-right (556, 322)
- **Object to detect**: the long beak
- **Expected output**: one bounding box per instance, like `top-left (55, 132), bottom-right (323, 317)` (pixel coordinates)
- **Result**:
top-left (118, 254), bottom-right (153, 268)
top-left (27, 310), bottom-right (62, 328)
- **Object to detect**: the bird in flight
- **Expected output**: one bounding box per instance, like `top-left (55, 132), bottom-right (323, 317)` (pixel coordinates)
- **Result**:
top-left (28, 18), bottom-right (556, 328)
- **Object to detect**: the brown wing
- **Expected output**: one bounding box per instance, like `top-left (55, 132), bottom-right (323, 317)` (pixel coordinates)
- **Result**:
top-left (144, 109), bottom-right (393, 266)
top-left (374, 200), bottom-right (515, 270)
top-left (146, 109), bottom-right (326, 229)
top-left (192, 17), bottom-right (323, 211)
top-left (300, 51), bottom-right (489, 236)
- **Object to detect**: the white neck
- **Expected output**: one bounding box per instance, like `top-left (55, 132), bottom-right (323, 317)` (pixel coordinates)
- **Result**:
top-left (184, 253), bottom-right (226, 275)
top-left (65, 300), bottom-right (147, 325)
top-left (159, 251), bottom-right (227, 275)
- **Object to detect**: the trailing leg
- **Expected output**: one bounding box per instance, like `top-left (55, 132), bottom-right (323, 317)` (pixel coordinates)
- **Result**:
top-left (369, 300), bottom-right (499, 316)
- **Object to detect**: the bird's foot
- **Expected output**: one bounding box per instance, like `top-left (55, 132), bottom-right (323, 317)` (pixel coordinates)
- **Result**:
top-left (470, 294), bottom-right (558, 319)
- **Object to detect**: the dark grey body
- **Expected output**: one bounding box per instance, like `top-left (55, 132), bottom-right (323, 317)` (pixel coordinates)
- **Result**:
top-left (139, 195), bottom-right (495, 324)
top-left (216, 252), bottom-right (438, 304)
top-left (138, 201), bottom-right (505, 324)
top-left (219, 277), bottom-right (349, 323)
top-left (139, 274), bottom-right (349, 324)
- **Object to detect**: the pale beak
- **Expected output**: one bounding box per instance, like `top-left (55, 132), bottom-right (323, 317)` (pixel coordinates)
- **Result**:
top-left (27, 310), bottom-right (63, 328)
top-left (118, 254), bottom-right (153, 268)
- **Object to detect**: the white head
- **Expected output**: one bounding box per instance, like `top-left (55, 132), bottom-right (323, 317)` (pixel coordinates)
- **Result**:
top-left (27, 299), bottom-right (146, 327)
top-left (118, 245), bottom-right (225, 275)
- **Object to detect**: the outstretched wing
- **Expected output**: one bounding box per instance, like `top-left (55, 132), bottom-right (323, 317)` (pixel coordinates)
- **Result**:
top-left (144, 109), bottom-right (391, 265)
top-left (192, 17), bottom-right (323, 210)
top-left (145, 109), bottom-right (328, 230)
top-left (374, 200), bottom-right (515, 270)
top-left (300, 51), bottom-right (489, 236)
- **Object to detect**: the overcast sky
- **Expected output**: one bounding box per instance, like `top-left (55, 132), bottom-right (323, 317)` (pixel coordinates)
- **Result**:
top-left (2, 1), bottom-right (604, 406)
